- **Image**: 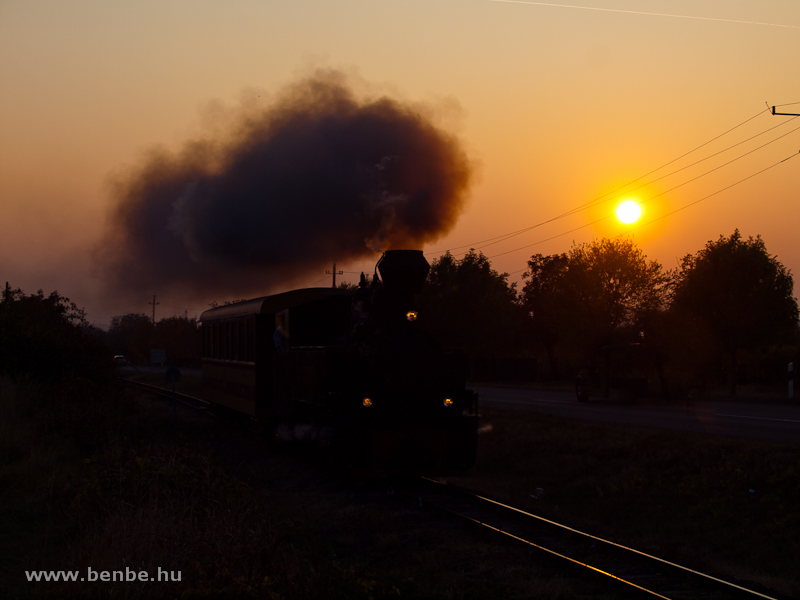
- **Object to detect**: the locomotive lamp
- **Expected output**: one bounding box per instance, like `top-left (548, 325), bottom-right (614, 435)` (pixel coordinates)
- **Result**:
top-left (406, 311), bottom-right (418, 322)
top-left (443, 398), bottom-right (454, 407)
top-left (362, 397), bottom-right (373, 408)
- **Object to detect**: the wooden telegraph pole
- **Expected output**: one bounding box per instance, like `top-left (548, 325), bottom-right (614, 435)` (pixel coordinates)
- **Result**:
top-left (326, 262), bottom-right (343, 288)
top-left (149, 295), bottom-right (159, 325)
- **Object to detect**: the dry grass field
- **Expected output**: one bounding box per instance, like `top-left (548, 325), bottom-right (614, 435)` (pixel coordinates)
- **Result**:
top-left (2, 375), bottom-right (798, 598)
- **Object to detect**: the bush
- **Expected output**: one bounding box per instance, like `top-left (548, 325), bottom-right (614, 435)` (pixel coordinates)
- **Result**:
top-left (0, 288), bottom-right (112, 382)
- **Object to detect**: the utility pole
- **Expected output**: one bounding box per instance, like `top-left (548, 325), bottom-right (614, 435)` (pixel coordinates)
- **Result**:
top-left (3, 281), bottom-right (9, 303)
top-left (326, 261), bottom-right (343, 288)
top-left (149, 295), bottom-right (159, 325)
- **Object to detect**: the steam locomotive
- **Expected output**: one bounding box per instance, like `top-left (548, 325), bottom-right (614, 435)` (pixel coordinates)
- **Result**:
top-left (199, 250), bottom-right (478, 475)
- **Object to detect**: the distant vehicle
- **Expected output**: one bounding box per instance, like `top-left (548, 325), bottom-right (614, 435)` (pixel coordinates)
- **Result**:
top-left (113, 355), bottom-right (127, 366)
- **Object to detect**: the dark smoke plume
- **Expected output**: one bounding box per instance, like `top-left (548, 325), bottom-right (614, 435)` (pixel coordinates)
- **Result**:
top-left (98, 70), bottom-right (473, 297)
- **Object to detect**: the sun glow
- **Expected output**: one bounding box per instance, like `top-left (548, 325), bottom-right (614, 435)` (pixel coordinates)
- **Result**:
top-left (616, 200), bottom-right (642, 224)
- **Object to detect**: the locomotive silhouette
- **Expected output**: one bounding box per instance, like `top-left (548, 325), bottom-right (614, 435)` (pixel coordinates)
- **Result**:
top-left (200, 250), bottom-right (478, 475)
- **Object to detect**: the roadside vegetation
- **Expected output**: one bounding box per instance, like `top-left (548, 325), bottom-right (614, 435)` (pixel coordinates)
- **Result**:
top-left (417, 230), bottom-right (799, 398)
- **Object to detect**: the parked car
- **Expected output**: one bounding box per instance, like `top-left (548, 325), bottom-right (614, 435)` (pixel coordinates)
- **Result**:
top-left (113, 355), bottom-right (127, 366)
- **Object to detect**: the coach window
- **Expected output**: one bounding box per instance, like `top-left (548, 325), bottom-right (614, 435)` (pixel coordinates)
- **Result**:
top-left (225, 322), bottom-right (230, 360)
top-left (247, 318), bottom-right (255, 362)
top-left (232, 321), bottom-right (239, 360)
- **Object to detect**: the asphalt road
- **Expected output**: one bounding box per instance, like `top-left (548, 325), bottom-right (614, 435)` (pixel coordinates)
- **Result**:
top-left (469, 385), bottom-right (800, 445)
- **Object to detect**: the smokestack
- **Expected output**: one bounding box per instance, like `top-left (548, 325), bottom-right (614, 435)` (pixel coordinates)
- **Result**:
top-left (376, 250), bottom-right (430, 297)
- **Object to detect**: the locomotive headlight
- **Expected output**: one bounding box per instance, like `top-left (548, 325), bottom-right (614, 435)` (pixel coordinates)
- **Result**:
top-left (362, 397), bottom-right (373, 408)
top-left (406, 311), bottom-right (418, 322)
top-left (443, 397), bottom-right (454, 407)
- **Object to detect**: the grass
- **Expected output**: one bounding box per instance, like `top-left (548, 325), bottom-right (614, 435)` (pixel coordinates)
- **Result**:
top-left (2, 374), bottom-right (798, 598)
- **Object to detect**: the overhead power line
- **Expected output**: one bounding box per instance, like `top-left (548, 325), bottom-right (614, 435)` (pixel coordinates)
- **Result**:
top-left (429, 107), bottom-right (800, 263)
top-left (488, 1), bottom-right (800, 30)
top-left (427, 108), bottom-right (773, 257)
top-left (499, 151), bottom-right (800, 274)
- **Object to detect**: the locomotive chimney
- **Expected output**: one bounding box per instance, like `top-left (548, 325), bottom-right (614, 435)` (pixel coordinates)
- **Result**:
top-left (375, 250), bottom-right (430, 296)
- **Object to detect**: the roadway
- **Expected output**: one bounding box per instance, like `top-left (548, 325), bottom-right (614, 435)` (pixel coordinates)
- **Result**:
top-left (469, 385), bottom-right (800, 445)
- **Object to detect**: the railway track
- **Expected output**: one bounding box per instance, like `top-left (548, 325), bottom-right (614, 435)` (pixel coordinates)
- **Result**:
top-left (121, 377), bottom-right (263, 434)
top-left (397, 477), bottom-right (784, 600)
top-left (122, 378), bottom-right (213, 411)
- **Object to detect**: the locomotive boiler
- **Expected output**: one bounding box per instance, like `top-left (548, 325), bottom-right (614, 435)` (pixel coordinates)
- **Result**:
top-left (199, 250), bottom-right (478, 475)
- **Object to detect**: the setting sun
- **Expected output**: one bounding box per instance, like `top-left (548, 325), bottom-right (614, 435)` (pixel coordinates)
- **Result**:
top-left (616, 200), bottom-right (642, 225)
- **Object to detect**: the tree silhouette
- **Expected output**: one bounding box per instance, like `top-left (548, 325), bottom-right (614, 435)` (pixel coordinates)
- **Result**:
top-left (521, 252), bottom-right (569, 378)
top-left (107, 313), bottom-right (154, 365)
top-left (565, 238), bottom-right (669, 342)
top-left (154, 316), bottom-right (201, 367)
top-left (0, 287), bottom-right (109, 381)
top-left (524, 238), bottom-right (670, 372)
top-left (672, 230), bottom-right (798, 396)
top-left (418, 250), bottom-right (522, 361)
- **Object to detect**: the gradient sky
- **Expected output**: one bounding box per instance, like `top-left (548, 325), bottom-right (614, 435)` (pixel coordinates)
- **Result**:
top-left (2, 0), bottom-right (799, 327)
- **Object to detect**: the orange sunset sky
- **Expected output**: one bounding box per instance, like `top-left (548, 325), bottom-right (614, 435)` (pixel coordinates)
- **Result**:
top-left (1, 0), bottom-right (799, 327)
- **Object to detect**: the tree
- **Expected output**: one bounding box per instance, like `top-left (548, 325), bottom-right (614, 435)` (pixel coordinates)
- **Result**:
top-left (153, 315), bottom-right (202, 367)
top-left (672, 230), bottom-right (798, 396)
top-left (418, 250), bottom-right (523, 360)
top-left (523, 238), bottom-right (670, 368)
top-left (107, 313), bottom-right (154, 365)
top-left (208, 299), bottom-right (249, 308)
top-left (563, 237), bottom-right (669, 344)
top-left (520, 252), bottom-right (569, 378)
top-left (0, 287), bottom-right (110, 381)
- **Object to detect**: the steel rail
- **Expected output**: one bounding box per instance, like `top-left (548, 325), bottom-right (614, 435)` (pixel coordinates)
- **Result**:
top-left (422, 477), bottom-right (779, 600)
top-left (430, 500), bottom-right (671, 599)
